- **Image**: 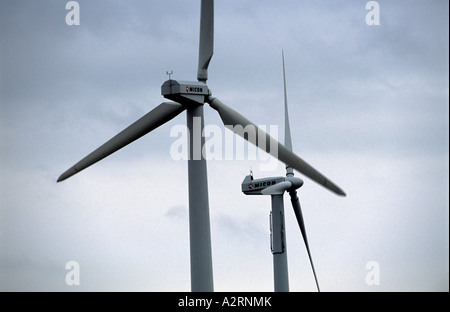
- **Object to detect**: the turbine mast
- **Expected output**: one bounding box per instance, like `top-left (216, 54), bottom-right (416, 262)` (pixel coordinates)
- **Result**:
top-left (187, 106), bottom-right (214, 292)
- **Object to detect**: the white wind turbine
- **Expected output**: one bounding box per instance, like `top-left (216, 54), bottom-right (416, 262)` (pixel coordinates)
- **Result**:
top-left (58, 1), bottom-right (345, 292)
top-left (242, 52), bottom-right (323, 292)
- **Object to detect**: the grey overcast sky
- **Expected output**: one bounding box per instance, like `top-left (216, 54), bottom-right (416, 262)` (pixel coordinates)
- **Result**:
top-left (0, 0), bottom-right (448, 291)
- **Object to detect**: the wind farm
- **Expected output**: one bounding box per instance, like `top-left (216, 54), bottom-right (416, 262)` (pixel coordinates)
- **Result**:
top-left (2, 0), bottom-right (446, 293)
top-left (57, 0), bottom-right (345, 292)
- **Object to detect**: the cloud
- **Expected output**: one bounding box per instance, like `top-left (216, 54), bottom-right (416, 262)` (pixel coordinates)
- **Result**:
top-left (165, 205), bottom-right (187, 220)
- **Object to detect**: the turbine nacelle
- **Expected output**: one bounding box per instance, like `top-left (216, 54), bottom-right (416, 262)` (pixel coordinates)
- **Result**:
top-left (241, 174), bottom-right (304, 196)
top-left (161, 79), bottom-right (210, 106)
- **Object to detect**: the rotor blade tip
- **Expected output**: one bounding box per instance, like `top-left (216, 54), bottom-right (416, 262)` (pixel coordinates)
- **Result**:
top-left (57, 167), bottom-right (78, 183)
top-left (325, 180), bottom-right (346, 197)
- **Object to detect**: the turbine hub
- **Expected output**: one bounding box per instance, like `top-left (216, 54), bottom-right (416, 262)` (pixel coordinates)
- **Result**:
top-left (285, 176), bottom-right (304, 190)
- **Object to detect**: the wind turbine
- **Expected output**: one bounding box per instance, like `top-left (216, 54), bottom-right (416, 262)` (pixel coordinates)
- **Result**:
top-left (57, 1), bottom-right (345, 292)
top-left (241, 52), bottom-right (325, 292)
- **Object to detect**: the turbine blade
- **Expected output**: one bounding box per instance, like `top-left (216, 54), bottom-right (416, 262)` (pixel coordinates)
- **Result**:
top-left (289, 190), bottom-right (320, 292)
top-left (197, 0), bottom-right (214, 81)
top-left (57, 102), bottom-right (186, 182)
top-left (282, 50), bottom-right (293, 152)
top-left (282, 50), bottom-right (294, 177)
top-left (208, 97), bottom-right (346, 196)
top-left (261, 181), bottom-right (292, 195)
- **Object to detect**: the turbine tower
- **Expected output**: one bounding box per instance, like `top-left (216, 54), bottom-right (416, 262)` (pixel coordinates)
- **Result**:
top-left (58, 1), bottom-right (345, 292)
top-left (241, 52), bottom-right (323, 292)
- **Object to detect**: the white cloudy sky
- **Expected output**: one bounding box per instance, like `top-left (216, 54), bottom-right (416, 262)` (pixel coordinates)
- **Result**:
top-left (0, 0), bottom-right (448, 292)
